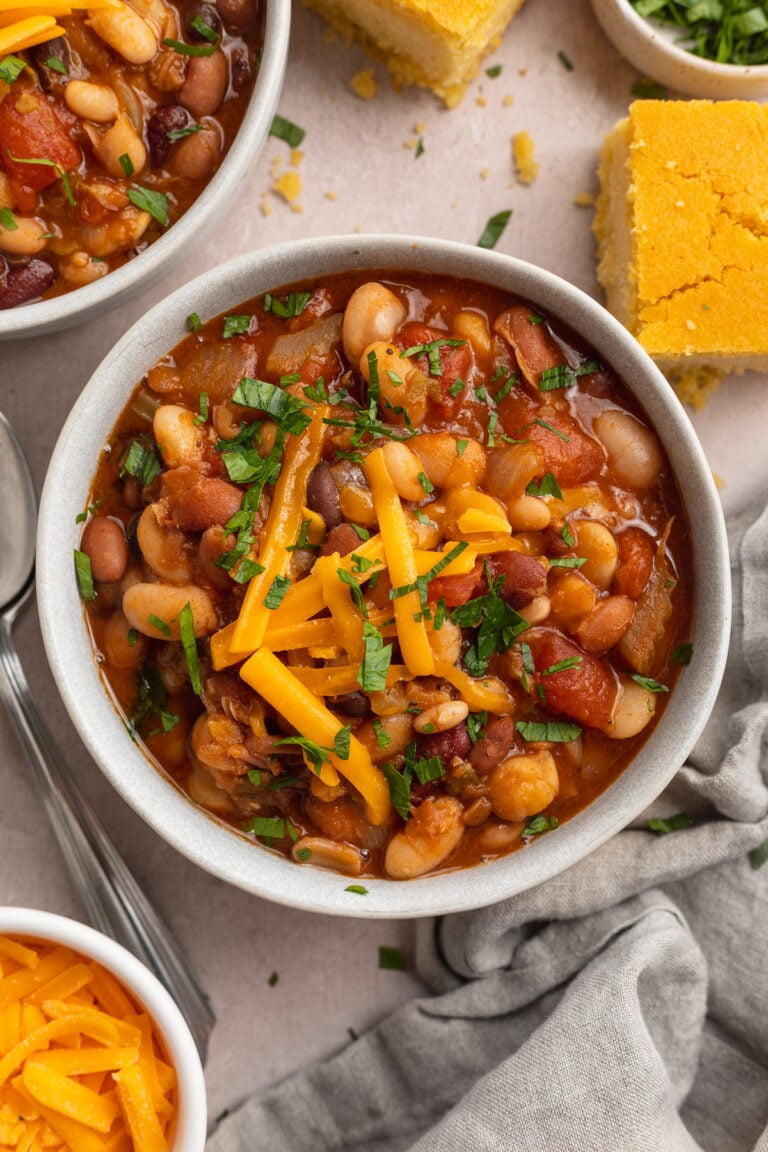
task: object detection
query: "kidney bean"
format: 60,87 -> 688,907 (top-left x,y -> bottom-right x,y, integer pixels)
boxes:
477,551 -> 547,609
217,0 -> 259,29
307,462 -> 342,527
524,627 -> 617,732
31,37 -> 71,91
81,516 -> 128,583
179,50 -> 228,119
146,103 -> 189,168
542,518 -> 573,558
0,259 -> 55,310
184,1 -> 222,40
230,43 -> 252,89
573,595 -> 635,656
469,715 -> 516,774
416,722 -> 471,767
320,523 -> 361,558
170,477 -> 243,532
328,692 -> 370,718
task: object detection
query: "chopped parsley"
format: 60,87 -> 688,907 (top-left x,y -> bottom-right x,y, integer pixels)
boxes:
372,720 -> 393,750
0,55 -> 25,84
334,724 -> 351,761
194,391 -> 209,426
0,208 -> 17,231
263,291 -> 311,318
148,614 -> 171,637
417,470 -> 434,494
486,63 -> 503,77
127,185 -> 169,226
118,152 -> 135,178
223,314 -> 251,338
244,815 -> 286,840
561,522 -> 576,548
351,523 -> 370,541
467,711 -> 488,744
128,665 -> 179,740
541,656 -> 583,677
345,884 -> 368,895
414,137 -> 425,158
448,377 -> 465,398
558,49 -> 574,70
358,621 -> 393,692
549,557 -> 587,569
383,762 -> 412,821
74,550 -> 96,600
296,847 -> 312,861
750,840 -> 768,870
630,674 -> 669,693
274,735 -> 331,774
178,602 -> 202,694
186,311 -> 203,332
8,153 -> 74,207
671,643 -> 694,665
400,337 -> 465,378
163,34 -> 218,55
526,472 -> 563,500
378,946 -> 407,970
268,971 -> 279,987
630,0 -> 768,65
540,359 -> 599,392
516,720 -> 582,743
647,812 -> 693,834
122,439 -> 162,486
269,114 -> 306,148
451,571 -> 530,677
477,209 -> 512,250
264,574 -> 291,609
167,124 -> 203,141
534,417 -> 570,442
233,377 -> 311,436
390,542 -> 468,611
523,814 -> 559,838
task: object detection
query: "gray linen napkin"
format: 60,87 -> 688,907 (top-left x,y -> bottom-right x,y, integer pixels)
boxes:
207,498 -> 768,1152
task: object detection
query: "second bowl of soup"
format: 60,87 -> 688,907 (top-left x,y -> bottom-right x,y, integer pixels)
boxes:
37,235 -> 730,917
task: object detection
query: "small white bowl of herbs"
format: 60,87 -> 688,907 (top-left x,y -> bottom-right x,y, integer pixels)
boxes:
591,0 -> 768,98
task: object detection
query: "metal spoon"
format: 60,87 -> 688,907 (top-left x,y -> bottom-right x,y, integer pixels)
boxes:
0,410 -> 215,1060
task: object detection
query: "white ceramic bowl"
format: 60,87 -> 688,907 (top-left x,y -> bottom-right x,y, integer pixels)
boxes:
0,0 -> 290,341
591,0 -> 768,98
0,906 -> 206,1149
37,234 -> 731,919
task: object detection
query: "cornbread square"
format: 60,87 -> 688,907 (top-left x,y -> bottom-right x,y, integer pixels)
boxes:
594,100 -> 768,404
304,0 -> 528,106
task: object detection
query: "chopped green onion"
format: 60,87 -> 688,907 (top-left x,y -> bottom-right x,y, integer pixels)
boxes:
558,49 -> 574,70
178,601 -> 202,694
118,152 -> 135,178
148,614 -> 170,637
223,314 -> 251,338
477,209 -> 512,249
162,36 -> 216,56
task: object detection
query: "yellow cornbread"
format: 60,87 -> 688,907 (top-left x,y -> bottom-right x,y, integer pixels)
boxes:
594,100 -> 768,407
303,0 -> 528,107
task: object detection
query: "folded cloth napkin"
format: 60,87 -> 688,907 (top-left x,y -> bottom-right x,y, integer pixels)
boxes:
207,498 -> 768,1152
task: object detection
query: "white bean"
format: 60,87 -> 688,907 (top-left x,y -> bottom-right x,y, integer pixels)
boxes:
122,583 -> 218,639
94,114 -> 147,180
88,2 -> 159,63
508,493 -> 551,532
414,700 -> 469,734
607,678 -> 656,739
516,594 -> 551,625
65,80 -> 118,123
593,409 -> 663,490
411,433 -> 485,489
342,281 -> 406,362
0,217 -> 47,256
153,404 -> 203,467
291,837 -> 364,876
384,797 -> 464,880
380,441 -> 426,502
60,250 -> 110,286
453,310 -> 491,357
488,751 -> 558,823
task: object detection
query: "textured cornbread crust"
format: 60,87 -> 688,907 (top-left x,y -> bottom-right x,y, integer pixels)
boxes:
304,0 -> 528,106
594,100 -> 768,405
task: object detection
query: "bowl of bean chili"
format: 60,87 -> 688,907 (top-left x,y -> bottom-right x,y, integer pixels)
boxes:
37,235 -> 730,917
0,0 -> 290,337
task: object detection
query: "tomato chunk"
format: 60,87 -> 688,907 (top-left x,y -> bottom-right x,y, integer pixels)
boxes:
524,627 -> 617,732
428,565 -> 482,607
395,322 -> 474,417
614,526 -> 654,600
0,87 -> 81,211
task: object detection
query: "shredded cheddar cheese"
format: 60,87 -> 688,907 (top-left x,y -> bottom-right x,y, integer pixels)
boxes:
0,0 -> 114,52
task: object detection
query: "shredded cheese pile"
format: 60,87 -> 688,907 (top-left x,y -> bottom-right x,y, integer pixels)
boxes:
211,426 -> 518,826
0,0 -> 116,58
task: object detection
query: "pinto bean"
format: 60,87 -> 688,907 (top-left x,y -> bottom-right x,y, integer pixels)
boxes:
573,595 -> 635,655
179,49 -> 228,119
217,0 -> 259,27
170,477 -> 243,532
416,722 -> 471,766
198,526 -> 235,588
174,128 -> 221,180
103,610 -> 148,668
307,462 -> 342,527
0,259 -> 55,309
470,714 -> 516,774
81,517 -> 128,583
320,523 -> 361,557
146,103 -> 188,168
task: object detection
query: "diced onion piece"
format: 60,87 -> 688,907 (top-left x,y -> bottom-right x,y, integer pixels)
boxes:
239,648 -> 391,824
363,448 -> 435,677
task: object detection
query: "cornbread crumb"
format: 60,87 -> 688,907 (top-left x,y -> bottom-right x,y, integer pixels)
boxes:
712,471 -> 725,490
595,100 -> 768,406
290,149 -> 304,168
272,171 -> 302,204
260,199 -> 272,216
326,190 -> 338,201
405,138 -> 418,150
350,68 -> 378,99
290,203 -> 305,214
303,0 -> 529,106
512,131 -> 538,184
574,192 -> 595,207
415,120 -> 426,133
269,155 -> 281,178
476,96 -> 487,107
480,167 -> 490,180
502,93 -> 514,107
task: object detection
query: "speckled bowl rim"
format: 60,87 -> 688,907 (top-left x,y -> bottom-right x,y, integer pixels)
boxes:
0,0 -> 291,340
591,0 -> 768,96
0,907 -> 206,1148
37,234 -> 731,919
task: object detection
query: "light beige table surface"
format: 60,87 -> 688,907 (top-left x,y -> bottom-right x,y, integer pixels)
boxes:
1,0 -> 767,1126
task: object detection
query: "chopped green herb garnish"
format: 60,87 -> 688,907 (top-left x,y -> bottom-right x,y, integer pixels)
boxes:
247,768 -> 262,788
433,598 -> 447,631
345,885 -> 368,895
163,35 -> 216,55
390,542 -> 468,611
350,523 -> 370,541
167,124 -> 203,141
74,550 -> 96,600
269,114 -> 306,148
264,574 -> 291,609
263,291 -> 311,318
187,311 -> 203,332
486,63 -> 503,77
378,946 -> 407,970
671,643 -> 694,665
128,664 -> 179,739
413,509 -> 436,527
647,812 -> 693,834
541,656 -> 583,677
558,49 -> 574,70
303,378 -> 328,402
372,719 -> 392,750
455,439 -> 469,458
0,207 -> 17,231
523,814 -> 559,837
223,314 -> 251,339
274,735 -> 331,774
127,629 -> 138,647
123,439 -> 162,486
194,391 -> 209,426
148,614 -> 171,637
630,0 -> 768,65
383,763 -> 412,821
630,674 -> 669,693
296,847 -> 312,861
127,185 -> 168,226
358,621 -> 393,692
477,209 -> 512,250
400,337 -> 464,378
414,137 -> 425,158
448,377 -> 465,398
178,601 -> 202,694
8,153 -> 74,206
233,377 -> 311,437
334,724 -> 351,761
549,557 -> 587,569
118,152 -> 135,178
561,522 -> 576,548
540,364 -> 576,392
526,472 -> 563,500
417,470 -> 434,494
516,720 -> 582,743
0,55 -> 25,84
534,417 -> 569,442
466,711 -> 488,744
245,815 -> 287,840
451,569 -> 530,677
631,78 -> 669,98
267,971 -> 279,986
750,840 -> 768,870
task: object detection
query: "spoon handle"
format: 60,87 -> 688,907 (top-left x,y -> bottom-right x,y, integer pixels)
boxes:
0,613 -> 215,1061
